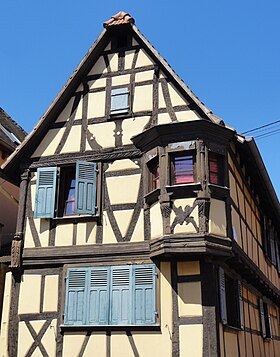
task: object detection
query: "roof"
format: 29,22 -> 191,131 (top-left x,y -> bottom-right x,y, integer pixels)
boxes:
103,11 -> 135,27
0,107 -> 26,151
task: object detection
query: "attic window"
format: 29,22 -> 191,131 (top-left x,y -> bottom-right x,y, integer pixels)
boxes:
117,34 -> 128,48
110,87 -> 130,115
112,33 -> 131,50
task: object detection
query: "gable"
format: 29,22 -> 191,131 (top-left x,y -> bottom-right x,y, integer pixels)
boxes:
30,32 -> 205,159
3,15 -> 224,179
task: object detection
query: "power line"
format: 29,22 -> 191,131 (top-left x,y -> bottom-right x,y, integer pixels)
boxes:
241,119 -> 280,135
254,128 -> 280,140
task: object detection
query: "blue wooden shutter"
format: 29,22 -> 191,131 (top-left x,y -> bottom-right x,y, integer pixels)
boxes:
34,167 -> 57,218
88,267 -> 110,325
110,266 -> 132,325
64,268 -> 88,325
110,88 -> 129,115
133,264 -> 156,325
219,267 -> 227,325
75,161 -> 97,215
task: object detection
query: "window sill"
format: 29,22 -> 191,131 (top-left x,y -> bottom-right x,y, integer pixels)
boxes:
224,325 -> 243,333
60,324 -> 161,333
109,112 -> 131,120
52,215 -> 99,224
166,183 -> 202,198
144,188 -> 160,205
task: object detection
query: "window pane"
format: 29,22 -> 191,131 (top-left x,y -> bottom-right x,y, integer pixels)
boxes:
111,88 -> 129,114
173,154 -> 194,184
65,201 -> 75,215
209,152 -> 223,185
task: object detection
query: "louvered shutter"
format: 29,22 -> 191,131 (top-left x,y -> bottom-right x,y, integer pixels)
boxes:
275,241 -> 280,274
270,230 -> 276,265
237,281 -> 244,329
34,167 -> 57,218
110,266 -> 132,325
133,264 -> 156,325
75,161 -> 98,215
88,267 -> 110,325
219,267 -> 227,325
110,88 -> 129,115
64,268 -> 88,325
259,299 -> 266,338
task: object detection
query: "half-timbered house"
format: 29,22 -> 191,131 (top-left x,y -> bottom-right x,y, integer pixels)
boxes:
0,107 -> 26,346
1,11 -> 280,357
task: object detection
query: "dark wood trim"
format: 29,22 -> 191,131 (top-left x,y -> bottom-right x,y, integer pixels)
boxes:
178,316 -> 203,325
19,312 -> 58,321
200,261 -> 219,357
105,168 -> 140,177
26,146 -> 141,169
78,332 -> 91,357
25,319 -> 50,357
72,223 -> 78,246
106,331 -> 111,357
177,275 -> 201,283
86,64 -> 156,81
127,331 -> 140,357
80,82 -> 89,153
150,234 -> 232,258
22,242 -> 151,266
26,180 -> 41,248
110,203 -> 136,211
60,324 -> 161,332
54,93 -> 82,155
39,275 -> 45,313
161,78 -> 177,122
132,120 -> 234,153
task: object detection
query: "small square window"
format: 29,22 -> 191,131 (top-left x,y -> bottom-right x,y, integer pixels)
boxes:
147,157 -> 160,191
110,87 -> 129,115
171,152 -> 196,185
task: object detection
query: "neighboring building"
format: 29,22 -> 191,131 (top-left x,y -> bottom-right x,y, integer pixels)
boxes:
0,107 -> 26,345
1,11 -> 280,357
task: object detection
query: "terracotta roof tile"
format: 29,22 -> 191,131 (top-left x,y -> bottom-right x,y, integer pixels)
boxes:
103,11 -> 134,28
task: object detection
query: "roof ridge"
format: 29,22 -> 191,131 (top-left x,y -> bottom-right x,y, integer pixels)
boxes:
0,107 -> 27,136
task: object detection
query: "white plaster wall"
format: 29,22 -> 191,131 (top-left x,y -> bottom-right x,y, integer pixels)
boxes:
0,272 -> 12,357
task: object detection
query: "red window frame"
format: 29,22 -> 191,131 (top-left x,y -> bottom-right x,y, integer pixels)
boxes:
209,152 -> 224,186
147,157 -> 160,191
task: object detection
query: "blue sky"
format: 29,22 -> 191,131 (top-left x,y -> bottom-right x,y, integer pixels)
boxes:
0,1 -> 279,197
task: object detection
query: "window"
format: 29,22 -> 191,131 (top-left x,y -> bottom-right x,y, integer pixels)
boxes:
147,156 -> 160,191
110,87 -> 129,115
64,264 -> 157,326
219,268 -> 243,329
209,151 -> 224,186
259,299 -> 272,339
171,152 -> 195,185
34,161 -> 98,219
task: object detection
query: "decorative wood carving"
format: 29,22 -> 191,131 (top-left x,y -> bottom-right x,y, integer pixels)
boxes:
170,198 -> 210,234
